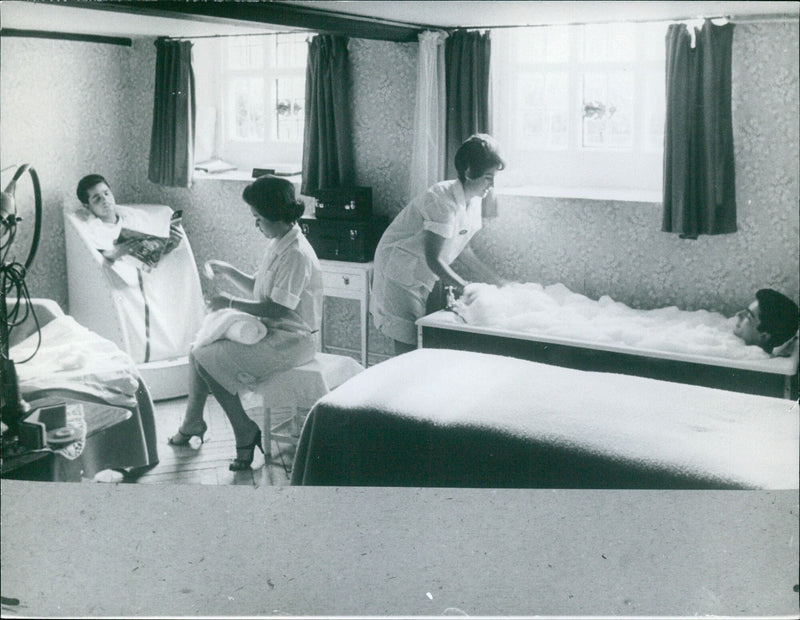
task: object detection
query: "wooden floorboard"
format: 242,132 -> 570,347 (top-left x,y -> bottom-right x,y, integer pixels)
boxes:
118,397 -> 297,487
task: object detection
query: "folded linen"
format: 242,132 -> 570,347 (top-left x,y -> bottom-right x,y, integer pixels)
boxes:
192,308 -> 268,348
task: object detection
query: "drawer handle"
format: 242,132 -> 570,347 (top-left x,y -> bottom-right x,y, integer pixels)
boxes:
343,276 -> 350,285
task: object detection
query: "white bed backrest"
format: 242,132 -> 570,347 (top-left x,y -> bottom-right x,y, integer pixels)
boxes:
63,206 -> 130,352
63,203 -> 175,355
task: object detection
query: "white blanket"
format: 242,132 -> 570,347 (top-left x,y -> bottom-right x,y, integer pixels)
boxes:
66,205 -> 206,364
192,309 -> 268,348
11,315 -> 140,408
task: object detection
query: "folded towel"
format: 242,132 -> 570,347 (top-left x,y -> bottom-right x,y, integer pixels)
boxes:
192,308 -> 268,348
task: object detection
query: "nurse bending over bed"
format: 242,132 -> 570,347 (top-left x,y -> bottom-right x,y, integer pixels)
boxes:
371,134 -> 508,354
168,175 -> 323,472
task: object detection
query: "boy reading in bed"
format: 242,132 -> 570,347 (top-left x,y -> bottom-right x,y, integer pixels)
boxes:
75,173 -> 182,265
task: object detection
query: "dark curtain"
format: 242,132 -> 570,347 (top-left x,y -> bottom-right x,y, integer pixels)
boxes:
444,30 -> 495,216
148,39 -> 196,188
662,21 -> 736,238
301,35 -> 355,195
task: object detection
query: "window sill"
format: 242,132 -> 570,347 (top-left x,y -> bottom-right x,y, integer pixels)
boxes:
494,185 -> 662,204
193,169 -> 303,193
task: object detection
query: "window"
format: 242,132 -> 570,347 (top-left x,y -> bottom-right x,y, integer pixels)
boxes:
193,33 -> 308,173
491,22 -> 668,193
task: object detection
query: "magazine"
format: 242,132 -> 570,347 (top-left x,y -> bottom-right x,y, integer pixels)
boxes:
117,210 -> 181,271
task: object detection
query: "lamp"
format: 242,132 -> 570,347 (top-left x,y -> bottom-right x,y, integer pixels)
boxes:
1,164 -> 42,270
1,163 -> 30,225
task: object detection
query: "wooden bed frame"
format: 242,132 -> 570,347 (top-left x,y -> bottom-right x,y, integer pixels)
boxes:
417,310 -> 798,399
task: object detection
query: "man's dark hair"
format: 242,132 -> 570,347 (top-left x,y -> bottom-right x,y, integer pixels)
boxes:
76,174 -> 109,204
755,288 -> 799,353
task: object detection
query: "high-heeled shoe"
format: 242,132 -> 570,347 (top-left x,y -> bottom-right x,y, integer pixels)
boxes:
229,428 -> 264,471
167,422 -> 208,447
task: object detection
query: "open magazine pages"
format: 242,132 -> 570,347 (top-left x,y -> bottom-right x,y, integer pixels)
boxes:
115,206 -> 180,272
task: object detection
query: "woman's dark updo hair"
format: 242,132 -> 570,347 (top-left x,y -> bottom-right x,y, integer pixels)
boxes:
454,134 -> 506,183
242,175 -> 305,224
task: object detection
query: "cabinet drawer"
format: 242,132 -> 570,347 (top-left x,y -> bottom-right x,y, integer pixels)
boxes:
322,269 -> 366,294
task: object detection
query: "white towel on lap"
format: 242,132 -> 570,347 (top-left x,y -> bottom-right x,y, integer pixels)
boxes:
192,309 -> 268,348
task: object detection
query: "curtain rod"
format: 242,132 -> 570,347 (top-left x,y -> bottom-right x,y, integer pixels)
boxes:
165,30 -> 309,41
461,13 -> 799,30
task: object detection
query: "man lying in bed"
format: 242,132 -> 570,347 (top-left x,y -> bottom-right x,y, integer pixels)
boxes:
733,288 -> 799,357
75,173 -> 182,264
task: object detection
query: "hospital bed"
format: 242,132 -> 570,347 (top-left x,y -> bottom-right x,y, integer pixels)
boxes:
7,298 -> 159,479
417,309 -> 799,399
64,204 -> 206,399
290,348 -> 798,489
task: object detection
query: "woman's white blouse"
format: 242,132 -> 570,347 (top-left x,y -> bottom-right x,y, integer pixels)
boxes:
253,224 -> 323,333
375,179 -> 482,292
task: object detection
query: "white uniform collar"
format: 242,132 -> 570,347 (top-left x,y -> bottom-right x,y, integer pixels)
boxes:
272,223 -> 302,255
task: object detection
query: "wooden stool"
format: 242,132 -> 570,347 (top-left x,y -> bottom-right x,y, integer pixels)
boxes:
254,353 -> 364,457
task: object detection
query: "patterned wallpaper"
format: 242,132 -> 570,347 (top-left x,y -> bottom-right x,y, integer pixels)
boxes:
1,24 -> 797,360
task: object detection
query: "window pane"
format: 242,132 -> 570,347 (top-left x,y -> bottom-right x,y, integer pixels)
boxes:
608,23 -> 635,61
547,110 -> 568,148
513,28 -> 546,62
230,77 -> 265,140
545,73 -> 568,107
545,26 -> 569,62
521,74 -> 545,106
517,71 -> 568,149
522,110 -> 546,142
582,23 -> 634,62
276,33 -> 308,67
582,24 -> 607,61
641,22 -> 669,61
275,77 -> 305,141
228,36 -> 263,70
582,71 -> 632,149
643,70 -> 666,151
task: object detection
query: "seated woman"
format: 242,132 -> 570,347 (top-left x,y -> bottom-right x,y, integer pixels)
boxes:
168,175 -> 322,471
71,174 -> 205,365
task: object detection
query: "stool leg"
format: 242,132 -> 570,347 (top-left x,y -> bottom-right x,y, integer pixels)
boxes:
263,405 -> 272,459
291,406 -> 301,437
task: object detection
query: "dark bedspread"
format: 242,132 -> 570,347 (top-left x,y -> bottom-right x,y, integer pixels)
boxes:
291,349 -> 798,489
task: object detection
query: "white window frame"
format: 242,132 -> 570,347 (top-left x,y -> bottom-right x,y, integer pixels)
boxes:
193,33 -> 308,173
491,22 -> 667,195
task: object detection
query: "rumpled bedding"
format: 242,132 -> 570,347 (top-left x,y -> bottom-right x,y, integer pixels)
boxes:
456,282 -> 798,362
291,348 -> 799,489
11,315 -> 139,408
10,313 -> 157,476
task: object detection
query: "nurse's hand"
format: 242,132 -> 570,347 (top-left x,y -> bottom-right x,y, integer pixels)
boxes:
204,259 -> 232,281
460,283 -> 481,306
207,294 -> 233,312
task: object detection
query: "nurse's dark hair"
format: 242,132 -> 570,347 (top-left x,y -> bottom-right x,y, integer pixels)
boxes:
755,288 -> 799,352
453,134 -> 506,183
242,175 -> 305,224
76,173 -> 109,204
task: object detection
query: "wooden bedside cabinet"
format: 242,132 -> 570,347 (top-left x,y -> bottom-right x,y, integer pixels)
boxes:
319,260 -> 373,367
